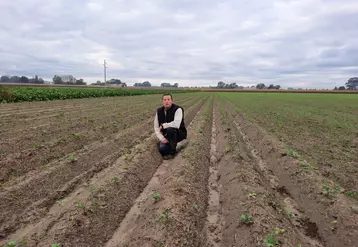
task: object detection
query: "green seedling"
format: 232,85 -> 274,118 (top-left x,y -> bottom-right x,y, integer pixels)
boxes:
334,184 -> 340,193
160,209 -> 170,223
274,227 -> 285,235
225,145 -> 232,153
192,204 -> 200,212
21,238 -> 28,245
70,155 -> 78,162
152,193 -> 161,201
300,160 -> 317,170
240,212 -> 253,225
123,153 -> 130,160
287,210 -> 294,217
51,244 -> 61,247
56,199 -> 65,206
232,152 -> 243,160
322,185 -> 331,197
331,219 -> 338,229
6,240 -> 17,247
345,191 -> 358,201
286,148 -> 300,159
76,201 -> 85,209
263,234 -> 279,247
111,177 -> 121,183
192,141 -> 200,146
322,184 -> 340,199
33,143 -> 42,149
330,220 -> 338,231
248,193 -> 257,198
72,133 -> 82,139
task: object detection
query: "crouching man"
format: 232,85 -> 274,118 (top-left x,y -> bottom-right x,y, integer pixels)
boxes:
154,94 -> 187,159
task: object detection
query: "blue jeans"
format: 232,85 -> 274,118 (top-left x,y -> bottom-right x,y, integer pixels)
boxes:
159,140 -> 172,156
158,128 -> 184,156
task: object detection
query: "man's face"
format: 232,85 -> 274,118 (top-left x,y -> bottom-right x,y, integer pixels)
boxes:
162,95 -> 173,109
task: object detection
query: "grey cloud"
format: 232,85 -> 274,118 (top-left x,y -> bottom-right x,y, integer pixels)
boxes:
0,0 -> 357,88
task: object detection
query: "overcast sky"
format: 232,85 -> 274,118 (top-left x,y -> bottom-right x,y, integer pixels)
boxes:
1,0 -> 357,88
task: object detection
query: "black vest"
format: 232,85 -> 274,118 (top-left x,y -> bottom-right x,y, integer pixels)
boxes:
157,103 -> 187,138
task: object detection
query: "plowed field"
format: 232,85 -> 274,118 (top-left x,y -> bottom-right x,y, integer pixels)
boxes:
1,92 -> 357,247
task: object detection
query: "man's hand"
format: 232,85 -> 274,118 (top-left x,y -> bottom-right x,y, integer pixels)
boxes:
161,138 -> 168,144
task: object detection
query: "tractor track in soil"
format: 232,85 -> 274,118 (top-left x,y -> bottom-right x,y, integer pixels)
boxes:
0,95 -> 208,246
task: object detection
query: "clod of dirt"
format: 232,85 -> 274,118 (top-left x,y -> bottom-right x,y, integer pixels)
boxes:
276,186 -> 291,196
268,201 -> 278,210
209,224 -> 217,232
300,218 -> 321,239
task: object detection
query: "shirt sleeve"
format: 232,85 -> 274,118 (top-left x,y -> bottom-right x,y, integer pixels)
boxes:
163,108 -> 183,129
154,111 -> 165,141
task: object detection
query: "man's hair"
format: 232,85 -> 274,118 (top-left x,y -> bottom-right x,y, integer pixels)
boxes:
162,93 -> 173,100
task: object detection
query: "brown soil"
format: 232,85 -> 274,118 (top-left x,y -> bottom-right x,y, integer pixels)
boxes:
222,99 -> 358,247
0,95 -> 197,184
0,94 -> 207,246
1,93 -> 357,247
207,99 -> 324,247
104,97 -> 213,247
0,94 -> 206,242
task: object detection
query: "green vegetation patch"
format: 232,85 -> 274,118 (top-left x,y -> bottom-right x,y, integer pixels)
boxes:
0,86 -> 197,103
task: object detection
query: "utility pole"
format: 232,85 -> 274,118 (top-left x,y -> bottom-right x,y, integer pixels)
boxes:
103,59 -> 107,87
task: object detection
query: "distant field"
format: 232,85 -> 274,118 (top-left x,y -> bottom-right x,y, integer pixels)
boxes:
203,88 -> 358,93
1,92 -> 357,246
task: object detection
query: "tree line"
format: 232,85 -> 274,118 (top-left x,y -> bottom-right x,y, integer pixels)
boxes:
133,81 -> 179,87
52,75 -> 87,85
0,75 -> 45,84
334,77 -> 358,90
216,81 -> 281,89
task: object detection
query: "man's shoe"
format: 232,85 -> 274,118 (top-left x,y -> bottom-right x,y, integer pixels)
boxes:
176,139 -> 188,152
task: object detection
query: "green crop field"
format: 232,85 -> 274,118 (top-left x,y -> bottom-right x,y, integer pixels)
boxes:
0,86 -> 195,103
218,92 -> 358,193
